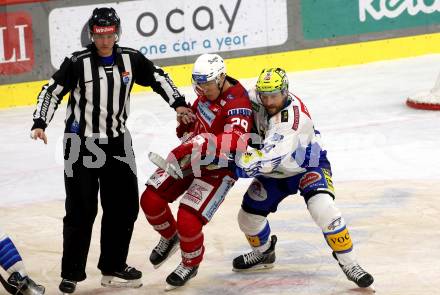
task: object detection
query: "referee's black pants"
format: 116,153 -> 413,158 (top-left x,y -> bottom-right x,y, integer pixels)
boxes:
61,132 -> 139,282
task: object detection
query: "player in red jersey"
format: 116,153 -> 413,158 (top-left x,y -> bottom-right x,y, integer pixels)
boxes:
140,53 -> 253,290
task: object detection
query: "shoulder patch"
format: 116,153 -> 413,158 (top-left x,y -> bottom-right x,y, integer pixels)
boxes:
292,105 -> 299,130
270,133 -> 284,142
281,110 -> 289,122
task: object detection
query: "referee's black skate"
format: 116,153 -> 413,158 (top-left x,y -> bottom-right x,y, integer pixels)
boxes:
101,265 -> 142,288
332,252 -> 374,289
58,279 -> 76,294
165,262 -> 198,291
232,235 -> 277,272
2,272 -> 45,295
150,234 -> 179,269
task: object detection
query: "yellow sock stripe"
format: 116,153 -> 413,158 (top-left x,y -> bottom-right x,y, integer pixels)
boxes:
246,235 -> 261,247
324,226 -> 353,253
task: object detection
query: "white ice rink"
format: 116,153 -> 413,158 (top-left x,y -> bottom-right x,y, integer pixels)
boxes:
1,54 -> 440,294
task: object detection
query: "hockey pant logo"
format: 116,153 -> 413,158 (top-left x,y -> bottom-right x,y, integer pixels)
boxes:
180,176 -> 235,222
247,179 -> 268,201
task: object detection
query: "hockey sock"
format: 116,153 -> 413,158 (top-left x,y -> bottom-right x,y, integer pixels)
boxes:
141,188 -> 177,239
0,235 -> 26,277
177,206 -> 204,267
307,193 -> 356,265
238,208 -> 271,253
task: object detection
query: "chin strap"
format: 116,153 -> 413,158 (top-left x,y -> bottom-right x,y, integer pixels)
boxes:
214,75 -> 227,101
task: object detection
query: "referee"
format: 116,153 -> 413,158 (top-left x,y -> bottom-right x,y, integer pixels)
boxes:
30,7 -> 194,294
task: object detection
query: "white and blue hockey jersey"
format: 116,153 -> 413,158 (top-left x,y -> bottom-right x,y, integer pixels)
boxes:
237,89 -> 329,179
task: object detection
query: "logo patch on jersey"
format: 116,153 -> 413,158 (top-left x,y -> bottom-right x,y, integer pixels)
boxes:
122,71 -> 130,85
227,108 -> 252,117
299,171 -> 322,189
69,120 -> 80,134
226,94 -> 235,100
281,110 -> 289,122
247,180 -> 267,201
292,105 -> 300,130
270,133 -> 284,142
197,101 -> 216,126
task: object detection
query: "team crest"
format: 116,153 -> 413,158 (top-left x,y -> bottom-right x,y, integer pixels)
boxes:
122,71 -> 130,85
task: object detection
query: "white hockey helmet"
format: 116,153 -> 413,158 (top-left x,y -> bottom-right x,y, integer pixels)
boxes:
192,53 -> 226,88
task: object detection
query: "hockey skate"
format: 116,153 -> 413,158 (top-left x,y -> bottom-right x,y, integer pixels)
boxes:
165,262 -> 198,291
58,279 -> 76,294
232,235 -> 277,272
332,252 -> 375,289
0,272 -> 45,295
150,234 -> 179,269
101,265 -> 142,288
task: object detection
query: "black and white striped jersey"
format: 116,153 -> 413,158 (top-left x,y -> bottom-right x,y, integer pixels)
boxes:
32,44 -> 187,138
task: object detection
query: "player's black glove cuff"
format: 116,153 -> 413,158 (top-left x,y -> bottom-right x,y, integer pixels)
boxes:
31,118 -> 47,131
171,98 -> 189,109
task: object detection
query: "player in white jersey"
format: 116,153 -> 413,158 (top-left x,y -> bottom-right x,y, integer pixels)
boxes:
0,227 -> 45,294
232,68 -> 374,289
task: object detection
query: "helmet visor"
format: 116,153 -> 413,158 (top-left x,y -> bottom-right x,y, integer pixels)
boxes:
192,73 -> 209,85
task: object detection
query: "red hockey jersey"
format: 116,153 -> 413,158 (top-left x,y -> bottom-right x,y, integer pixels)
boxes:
175,76 -> 253,160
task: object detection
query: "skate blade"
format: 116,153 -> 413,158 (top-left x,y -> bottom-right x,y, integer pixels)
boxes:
353,284 -> 376,293
165,283 -> 180,291
364,284 -> 376,293
59,287 -> 75,294
152,243 -> 180,269
232,263 -> 274,273
101,276 -> 142,288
